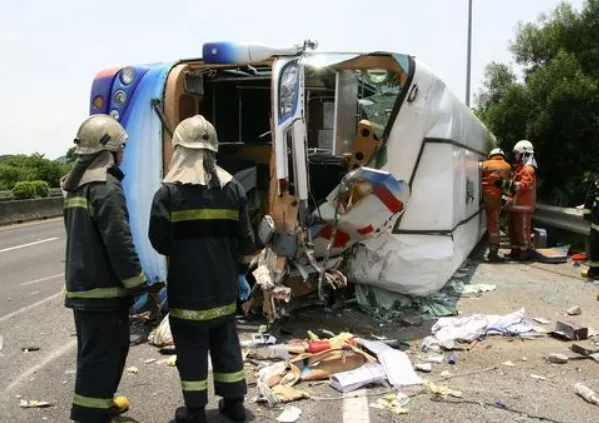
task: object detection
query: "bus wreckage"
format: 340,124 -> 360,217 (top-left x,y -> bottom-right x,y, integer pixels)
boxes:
88,40 -> 496,323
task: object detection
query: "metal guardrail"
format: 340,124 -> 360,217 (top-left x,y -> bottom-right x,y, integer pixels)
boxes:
0,188 -> 63,201
533,203 -> 590,236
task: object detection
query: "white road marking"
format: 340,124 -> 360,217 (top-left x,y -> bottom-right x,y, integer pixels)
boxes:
3,339 -> 77,393
343,389 -> 371,423
0,292 -> 62,323
0,237 -> 59,253
19,273 -> 64,286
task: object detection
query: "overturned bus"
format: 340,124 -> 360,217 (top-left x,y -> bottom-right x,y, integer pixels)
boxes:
88,40 -> 496,322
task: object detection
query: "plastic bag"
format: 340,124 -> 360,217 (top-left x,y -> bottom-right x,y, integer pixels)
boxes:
148,313 -> 173,347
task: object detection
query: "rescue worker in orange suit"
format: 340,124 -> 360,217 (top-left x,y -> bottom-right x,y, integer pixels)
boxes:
582,173 -> 599,280
149,115 -> 255,423
495,140 -> 537,261
62,114 -> 148,423
481,148 -> 512,262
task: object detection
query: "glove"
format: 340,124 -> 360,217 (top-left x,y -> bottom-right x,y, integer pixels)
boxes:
236,274 -> 251,301
501,195 -> 509,208
493,178 -> 504,188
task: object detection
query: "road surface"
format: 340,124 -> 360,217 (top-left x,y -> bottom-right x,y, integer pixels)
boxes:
1,219 -> 599,423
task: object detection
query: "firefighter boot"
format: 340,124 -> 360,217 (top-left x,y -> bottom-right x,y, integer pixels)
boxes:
110,396 -> 130,416
218,398 -> 246,423
487,247 -> 504,263
175,406 -> 207,423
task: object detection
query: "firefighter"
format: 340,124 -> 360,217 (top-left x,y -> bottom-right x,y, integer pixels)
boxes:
482,148 -> 512,262
499,140 -> 537,261
582,173 -> 599,280
149,115 -> 255,423
62,114 -> 147,423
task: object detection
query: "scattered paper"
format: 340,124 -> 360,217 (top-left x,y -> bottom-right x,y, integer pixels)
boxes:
530,374 -> 547,381
167,355 -> 177,367
533,317 -> 551,325
144,358 -> 157,364
373,393 -> 409,415
502,361 -> 515,367
330,363 -> 387,392
277,406 -> 302,422
415,363 -> 432,373
440,370 -> 453,377
127,366 -> 139,374
422,355 -> 444,364
356,339 -> 422,386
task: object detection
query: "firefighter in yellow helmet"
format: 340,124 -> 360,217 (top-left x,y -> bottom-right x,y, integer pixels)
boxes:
62,114 -> 147,423
149,115 -> 255,423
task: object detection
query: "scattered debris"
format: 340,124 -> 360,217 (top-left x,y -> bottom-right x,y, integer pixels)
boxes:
448,353 -> 457,365
127,366 -> 139,374
531,246 -> 569,264
550,321 -> 588,341
144,358 -> 157,364
167,355 -> 177,367
567,306 -> 582,316
0,335 -> 3,351
330,363 -> 387,392
422,355 -> 444,364
148,314 -> 173,347
423,308 -> 539,349
21,346 -> 40,353
415,363 -> 432,373
423,380 -> 462,398
533,317 -> 551,325
371,393 -> 409,415
440,370 -> 453,377
277,406 -> 302,422
19,400 -> 53,408
575,383 -> 599,406
529,374 -> 547,381
547,353 -> 568,364
502,361 -> 515,367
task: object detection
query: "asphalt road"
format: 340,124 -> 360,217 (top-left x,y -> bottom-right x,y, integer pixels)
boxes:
2,220 -> 599,423
0,218 -> 66,319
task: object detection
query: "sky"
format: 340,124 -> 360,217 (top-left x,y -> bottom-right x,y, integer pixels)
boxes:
0,0 -> 585,160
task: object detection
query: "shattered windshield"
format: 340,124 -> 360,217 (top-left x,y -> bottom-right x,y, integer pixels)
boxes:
303,53 -> 409,140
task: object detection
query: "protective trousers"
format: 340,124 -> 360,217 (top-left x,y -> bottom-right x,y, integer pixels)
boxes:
589,226 -> 599,279
509,212 -> 532,258
71,308 -> 130,423
170,317 -> 247,409
485,204 -> 502,251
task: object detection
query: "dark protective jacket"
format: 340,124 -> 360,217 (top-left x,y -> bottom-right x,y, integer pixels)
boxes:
148,179 -> 255,326
583,173 -> 599,228
63,166 -> 147,311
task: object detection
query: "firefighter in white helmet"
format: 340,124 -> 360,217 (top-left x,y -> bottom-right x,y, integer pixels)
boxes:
149,115 -> 255,423
495,140 -> 537,260
62,114 -> 147,423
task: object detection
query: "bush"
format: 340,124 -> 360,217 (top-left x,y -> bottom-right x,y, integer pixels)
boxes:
30,180 -> 50,198
12,181 -> 36,200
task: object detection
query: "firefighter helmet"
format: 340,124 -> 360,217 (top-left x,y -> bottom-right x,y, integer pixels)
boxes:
488,148 -> 507,159
73,114 -> 129,155
172,115 -> 218,152
513,139 -> 534,155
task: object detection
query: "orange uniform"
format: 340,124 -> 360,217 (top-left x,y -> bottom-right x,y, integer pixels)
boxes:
481,156 -> 511,248
506,163 -> 537,257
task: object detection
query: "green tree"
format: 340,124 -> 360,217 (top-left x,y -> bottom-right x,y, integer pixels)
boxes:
475,0 -> 599,206
0,153 -> 71,190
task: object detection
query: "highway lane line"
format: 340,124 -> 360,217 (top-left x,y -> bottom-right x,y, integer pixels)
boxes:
0,237 -> 59,253
3,339 -> 77,393
343,389 -> 371,423
0,292 -> 62,323
19,273 -> 65,286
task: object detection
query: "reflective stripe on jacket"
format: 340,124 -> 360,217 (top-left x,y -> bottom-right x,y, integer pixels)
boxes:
148,179 -> 255,326
63,166 -> 146,311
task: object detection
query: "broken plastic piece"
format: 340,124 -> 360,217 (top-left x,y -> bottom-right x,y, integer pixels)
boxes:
277,406 -> 302,422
